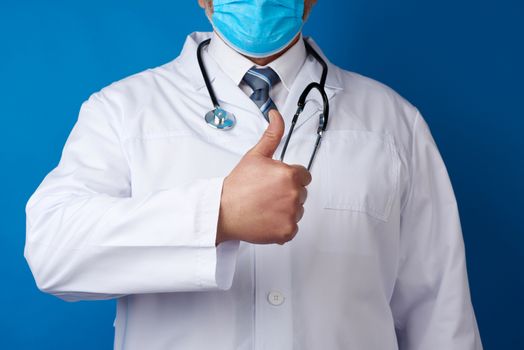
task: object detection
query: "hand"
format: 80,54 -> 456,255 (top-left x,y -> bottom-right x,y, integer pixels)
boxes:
216,109 -> 312,246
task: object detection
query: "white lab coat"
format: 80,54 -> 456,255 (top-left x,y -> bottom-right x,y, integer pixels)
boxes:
25,31 -> 482,350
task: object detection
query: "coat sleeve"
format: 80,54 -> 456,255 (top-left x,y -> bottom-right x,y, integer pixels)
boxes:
24,92 -> 239,302
390,111 -> 482,349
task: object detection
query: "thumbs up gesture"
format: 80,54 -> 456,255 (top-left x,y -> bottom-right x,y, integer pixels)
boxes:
216,110 -> 312,246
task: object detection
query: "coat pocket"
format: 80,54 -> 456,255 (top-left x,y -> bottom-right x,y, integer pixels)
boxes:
320,129 -> 400,222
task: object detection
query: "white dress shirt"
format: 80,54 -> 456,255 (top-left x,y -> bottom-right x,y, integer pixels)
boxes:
208,31 -> 307,115
25,31 -> 482,350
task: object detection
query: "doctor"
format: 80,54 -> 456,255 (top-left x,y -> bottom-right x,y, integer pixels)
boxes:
25,0 -> 482,349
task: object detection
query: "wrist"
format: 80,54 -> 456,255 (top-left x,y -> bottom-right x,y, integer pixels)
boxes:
216,211 -> 230,246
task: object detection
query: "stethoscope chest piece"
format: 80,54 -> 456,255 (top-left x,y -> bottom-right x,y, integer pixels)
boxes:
204,107 -> 236,130
197,37 -> 330,170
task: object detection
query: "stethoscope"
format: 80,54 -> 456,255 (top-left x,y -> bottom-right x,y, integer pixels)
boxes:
197,37 -> 329,171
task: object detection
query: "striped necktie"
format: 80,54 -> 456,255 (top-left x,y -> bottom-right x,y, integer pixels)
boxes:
242,67 -> 280,122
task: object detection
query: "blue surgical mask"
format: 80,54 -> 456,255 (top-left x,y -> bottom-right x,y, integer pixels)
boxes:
211,0 -> 305,58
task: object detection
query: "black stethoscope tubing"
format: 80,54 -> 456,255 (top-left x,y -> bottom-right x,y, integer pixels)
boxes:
197,38 -> 220,109
197,37 -> 330,171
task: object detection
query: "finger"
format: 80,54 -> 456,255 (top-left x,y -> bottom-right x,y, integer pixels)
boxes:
298,187 -> 308,204
289,164 -> 312,186
247,109 -> 285,158
295,205 -> 305,222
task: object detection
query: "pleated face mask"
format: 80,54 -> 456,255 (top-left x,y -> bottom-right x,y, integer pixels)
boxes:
211,0 -> 305,58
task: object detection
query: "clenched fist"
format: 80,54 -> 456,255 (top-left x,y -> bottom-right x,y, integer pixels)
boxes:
216,109 -> 312,245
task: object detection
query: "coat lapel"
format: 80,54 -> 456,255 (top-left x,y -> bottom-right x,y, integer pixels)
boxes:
177,32 -> 269,139
175,32 -> 345,155
280,37 -> 343,139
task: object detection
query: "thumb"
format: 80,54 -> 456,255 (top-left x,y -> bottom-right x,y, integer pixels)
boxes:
248,109 -> 285,158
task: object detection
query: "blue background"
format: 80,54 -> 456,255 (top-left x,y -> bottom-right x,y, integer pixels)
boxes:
1,0 -> 522,348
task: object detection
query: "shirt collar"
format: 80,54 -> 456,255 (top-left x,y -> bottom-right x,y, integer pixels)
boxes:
207,31 -> 307,92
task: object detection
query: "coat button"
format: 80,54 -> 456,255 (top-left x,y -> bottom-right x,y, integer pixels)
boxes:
267,291 -> 285,306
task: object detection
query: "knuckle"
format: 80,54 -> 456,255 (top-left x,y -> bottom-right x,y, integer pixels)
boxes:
277,165 -> 292,181
288,166 -> 300,182
282,232 -> 293,242
295,165 -> 307,175
296,206 -> 305,221
293,164 -> 307,172
290,223 -> 299,237
289,188 -> 300,203
305,171 -> 312,185
282,233 -> 293,243
263,129 -> 277,141
289,222 -> 298,234
281,222 -> 297,242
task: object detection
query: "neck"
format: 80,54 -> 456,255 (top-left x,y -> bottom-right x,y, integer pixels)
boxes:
241,34 -> 302,66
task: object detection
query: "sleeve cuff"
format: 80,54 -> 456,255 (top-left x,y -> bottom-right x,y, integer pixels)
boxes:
195,176 -> 240,290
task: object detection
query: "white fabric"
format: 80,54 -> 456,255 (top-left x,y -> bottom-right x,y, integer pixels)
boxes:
24,31 -> 482,350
